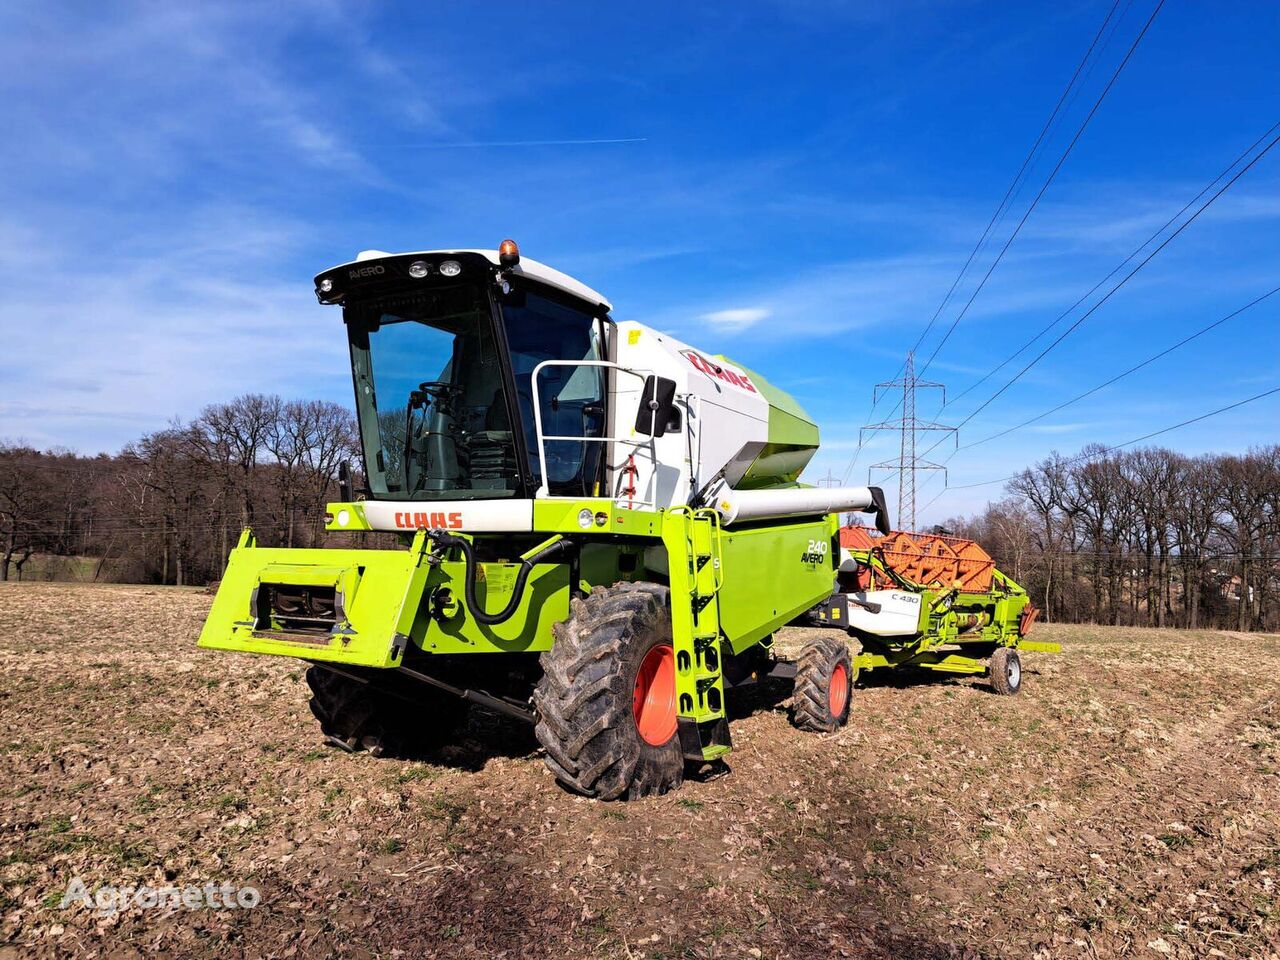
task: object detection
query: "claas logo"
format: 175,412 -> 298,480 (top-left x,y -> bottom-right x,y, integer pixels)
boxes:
393,511 -> 463,530
682,350 -> 757,393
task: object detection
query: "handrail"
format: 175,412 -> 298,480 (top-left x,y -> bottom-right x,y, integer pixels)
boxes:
666,505 -> 726,596
529,359 -> 660,505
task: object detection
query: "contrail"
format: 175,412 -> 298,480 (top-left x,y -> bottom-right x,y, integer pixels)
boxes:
381,137 -> 648,149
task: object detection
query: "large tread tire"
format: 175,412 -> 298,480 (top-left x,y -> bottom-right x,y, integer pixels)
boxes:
532,582 -> 685,800
989,647 -> 1022,696
791,636 -> 854,733
306,666 -> 469,758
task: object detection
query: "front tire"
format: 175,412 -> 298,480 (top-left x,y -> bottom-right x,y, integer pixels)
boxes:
306,665 -> 469,757
533,583 -> 685,800
989,647 -> 1022,696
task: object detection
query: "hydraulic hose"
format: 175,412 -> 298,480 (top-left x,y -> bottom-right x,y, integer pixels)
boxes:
428,530 -> 579,626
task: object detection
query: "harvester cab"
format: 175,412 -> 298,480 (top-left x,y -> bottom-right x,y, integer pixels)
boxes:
198,241 -> 1042,800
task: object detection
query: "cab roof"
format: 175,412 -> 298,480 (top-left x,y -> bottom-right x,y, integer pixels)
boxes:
318,248 -> 612,312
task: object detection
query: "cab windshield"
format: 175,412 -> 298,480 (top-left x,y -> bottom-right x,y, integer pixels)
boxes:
346,281 -> 606,500
348,284 -> 518,499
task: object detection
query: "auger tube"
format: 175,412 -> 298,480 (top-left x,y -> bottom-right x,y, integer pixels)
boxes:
708,482 -> 890,532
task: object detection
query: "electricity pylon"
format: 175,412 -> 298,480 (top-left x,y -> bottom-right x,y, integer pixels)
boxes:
861,352 -> 956,532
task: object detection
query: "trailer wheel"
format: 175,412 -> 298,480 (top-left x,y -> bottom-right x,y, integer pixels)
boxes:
791,637 -> 854,732
989,647 -> 1022,696
533,582 -> 684,800
306,666 -> 468,757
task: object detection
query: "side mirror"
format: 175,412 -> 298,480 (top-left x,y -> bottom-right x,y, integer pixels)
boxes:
338,459 -> 353,502
867,485 -> 891,536
634,375 -> 681,437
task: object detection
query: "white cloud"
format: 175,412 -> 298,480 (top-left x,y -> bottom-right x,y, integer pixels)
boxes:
0,206 -> 350,453
0,2 -> 458,193
697,307 -> 771,331
656,251 -> 1075,343
1027,422 -> 1090,434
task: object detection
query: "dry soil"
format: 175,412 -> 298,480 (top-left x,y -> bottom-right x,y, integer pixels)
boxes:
1,582 -> 1278,959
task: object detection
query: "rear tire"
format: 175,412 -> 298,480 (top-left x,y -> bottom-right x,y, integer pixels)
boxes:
306,666 -> 469,757
792,637 -> 854,732
533,583 -> 685,800
989,647 -> 1022,696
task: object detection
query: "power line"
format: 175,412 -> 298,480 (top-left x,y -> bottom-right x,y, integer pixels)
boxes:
907,0 -> 1124,359
913,35 -> 1279,499
945,385 -> 1280,491
917,0 -> 1167,378
910,119 -> 1280,485
958,283 -> 1280,451
946,119 -> 1280,410
1053,0 -> 1137,132
917,485 -> 950,518
916,376 -> 1280,515
840,0 -> 1127,484
929,124 -> 1280,451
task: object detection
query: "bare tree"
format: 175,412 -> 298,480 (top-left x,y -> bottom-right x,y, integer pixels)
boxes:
192,394 -> 276,531
1170,455 -> 1217,629
267,400 -> 358,548
0,443 -> 45,581
1214,451 -> 1273,631
964,444 -> 1280,633
1009,453 -> 1073,621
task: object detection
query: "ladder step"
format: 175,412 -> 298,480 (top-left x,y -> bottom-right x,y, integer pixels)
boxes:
666,508 -> 729,735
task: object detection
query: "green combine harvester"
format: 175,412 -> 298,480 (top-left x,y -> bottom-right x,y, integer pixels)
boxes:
199,240 -> 1053,799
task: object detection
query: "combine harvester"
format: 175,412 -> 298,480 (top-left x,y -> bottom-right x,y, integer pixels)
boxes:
199,240 -> 1053,799
814,526 -> 1057,695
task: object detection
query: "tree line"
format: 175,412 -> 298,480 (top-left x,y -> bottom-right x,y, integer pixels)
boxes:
4,404 -> 1278,633
948,444 -> 1280,633
0,395 -> 357,585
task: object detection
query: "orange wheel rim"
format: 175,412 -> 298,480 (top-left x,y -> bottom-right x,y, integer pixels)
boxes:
633,643 -> 677,746
829,663 -> 849,717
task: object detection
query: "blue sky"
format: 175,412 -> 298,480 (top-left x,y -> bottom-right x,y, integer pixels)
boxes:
1,1 -> 1277,524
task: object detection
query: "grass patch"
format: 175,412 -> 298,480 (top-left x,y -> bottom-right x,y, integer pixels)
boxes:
424,796 -> 468,840
104,838 -> 155,868
394,765 -> 437,784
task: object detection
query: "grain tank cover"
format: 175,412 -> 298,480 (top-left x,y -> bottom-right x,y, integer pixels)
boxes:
720,360 -> 819,489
